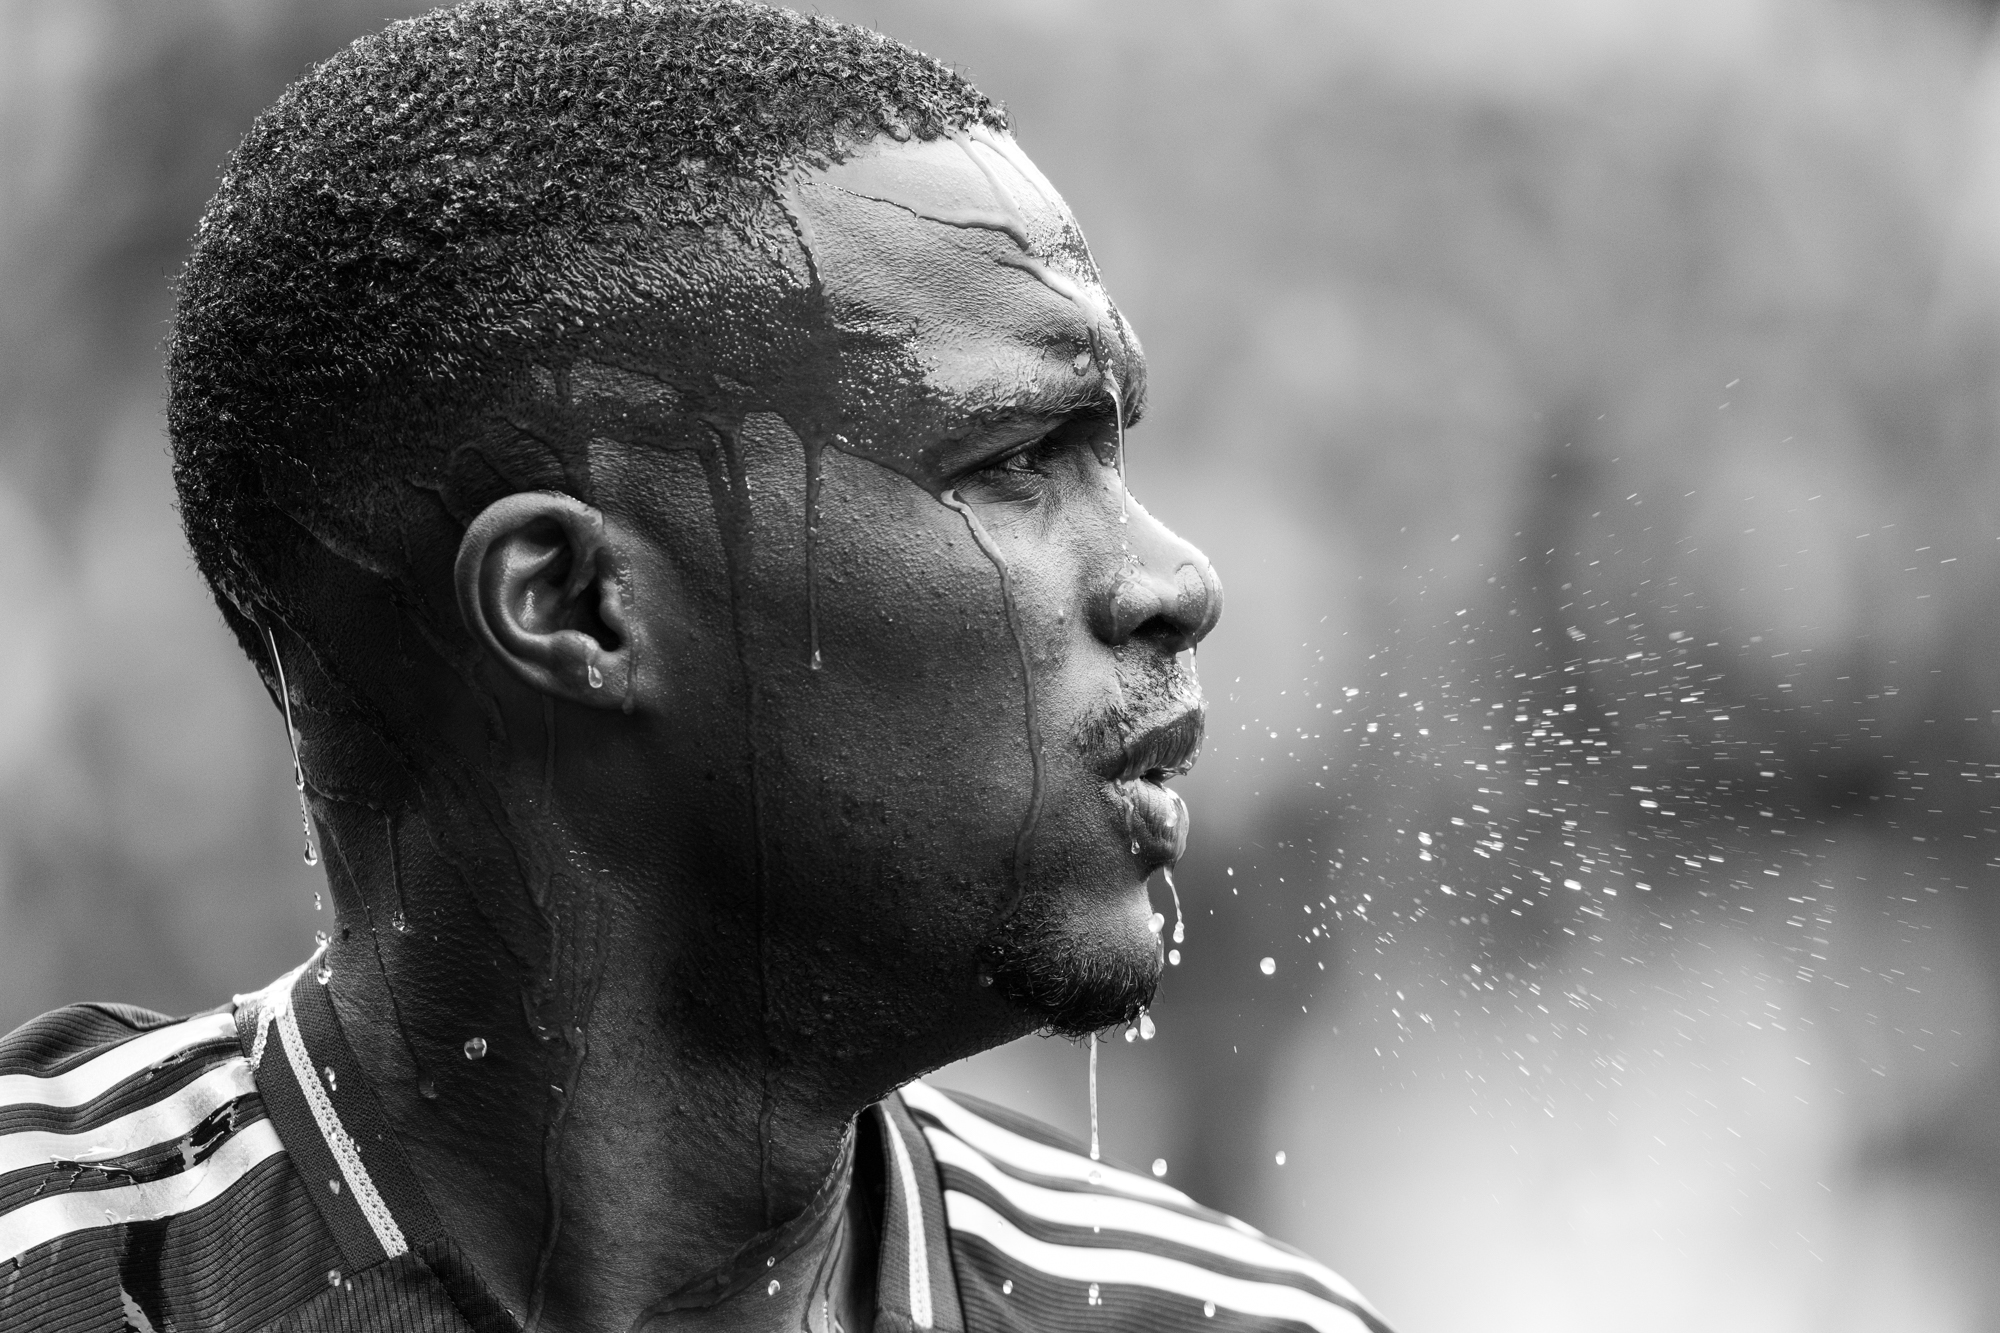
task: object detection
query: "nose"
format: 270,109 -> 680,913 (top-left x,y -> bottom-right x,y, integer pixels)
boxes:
1089,502 -> 1223,652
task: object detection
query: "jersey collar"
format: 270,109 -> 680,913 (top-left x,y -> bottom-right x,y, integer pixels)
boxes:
235,949 -> 965,1332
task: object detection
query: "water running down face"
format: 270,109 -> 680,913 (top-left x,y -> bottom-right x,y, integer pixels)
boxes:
786,133 -> 1218,1036
783,132 -> 1223,1034
479,129 -> 1221,1054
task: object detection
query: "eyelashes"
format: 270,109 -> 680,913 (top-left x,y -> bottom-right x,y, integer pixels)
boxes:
956,414 -> 1121,505
991,432 -> 1066,478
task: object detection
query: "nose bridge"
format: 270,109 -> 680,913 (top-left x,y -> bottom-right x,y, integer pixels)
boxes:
1093,499 -> 1223,649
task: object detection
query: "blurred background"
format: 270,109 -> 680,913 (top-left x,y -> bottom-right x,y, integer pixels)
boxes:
6,0 -> 2000,1327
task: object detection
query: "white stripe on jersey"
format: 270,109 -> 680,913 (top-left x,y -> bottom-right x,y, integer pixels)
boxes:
0,1059 -> 257,1178
881,1106 -> 935,1329
925,1128 -> 1372,1310
900,1081 -> 1206,1213
944,1191 -> 1376,1333
0,1012 -> 237,1112
268,977 -> 408,1259
0,1118 -> 283,1266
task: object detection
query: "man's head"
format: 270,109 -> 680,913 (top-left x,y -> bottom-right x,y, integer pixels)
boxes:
169,0 -> 1220,1076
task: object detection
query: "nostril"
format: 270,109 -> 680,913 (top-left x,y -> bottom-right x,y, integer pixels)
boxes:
1130,614 -> 1190,652
1099,559 -> 1217,648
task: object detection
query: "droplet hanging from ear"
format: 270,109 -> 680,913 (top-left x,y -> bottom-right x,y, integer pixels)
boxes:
262,623 -> 319,868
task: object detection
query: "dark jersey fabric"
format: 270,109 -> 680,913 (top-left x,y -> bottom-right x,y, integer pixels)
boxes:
1,956 -> 1390,1333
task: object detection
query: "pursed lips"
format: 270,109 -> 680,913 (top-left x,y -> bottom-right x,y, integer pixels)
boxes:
1109,708 -> 1205,785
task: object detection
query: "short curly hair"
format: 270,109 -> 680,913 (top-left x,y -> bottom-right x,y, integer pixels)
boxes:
166,0 -> 1003,797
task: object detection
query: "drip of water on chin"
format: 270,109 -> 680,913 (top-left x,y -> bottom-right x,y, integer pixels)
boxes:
1087,1033 -> 1100,1178
585,660 -> 603,690
1165,866 -> 1186,944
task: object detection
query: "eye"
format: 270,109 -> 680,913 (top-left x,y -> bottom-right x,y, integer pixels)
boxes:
986,432 -> 1064,479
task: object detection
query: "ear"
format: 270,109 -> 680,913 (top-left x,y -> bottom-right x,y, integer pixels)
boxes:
454,491 -> 636,708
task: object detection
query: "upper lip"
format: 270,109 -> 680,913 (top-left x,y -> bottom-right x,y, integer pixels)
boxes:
1110,708 -> 1206,784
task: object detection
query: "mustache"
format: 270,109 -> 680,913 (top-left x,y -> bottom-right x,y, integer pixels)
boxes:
1073,658 -> 1207,776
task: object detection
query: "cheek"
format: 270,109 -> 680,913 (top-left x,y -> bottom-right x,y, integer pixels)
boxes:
736,432 -> 1047,899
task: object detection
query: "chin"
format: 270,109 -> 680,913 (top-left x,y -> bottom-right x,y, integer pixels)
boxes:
978,872 -> 1162,1039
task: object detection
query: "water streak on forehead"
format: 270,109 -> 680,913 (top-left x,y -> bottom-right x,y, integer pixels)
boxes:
801,131 -> 1128,384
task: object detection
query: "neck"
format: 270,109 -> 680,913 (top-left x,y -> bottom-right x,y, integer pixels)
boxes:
310,793 -> 878,1332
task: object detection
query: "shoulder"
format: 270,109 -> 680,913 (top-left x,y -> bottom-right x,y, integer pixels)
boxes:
898,1079 -> 1392,1333
1,1000 -> 334,1333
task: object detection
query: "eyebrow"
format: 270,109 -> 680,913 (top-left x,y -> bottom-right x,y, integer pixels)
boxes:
989,351 -> 1145,426
926,365 -> 1137,478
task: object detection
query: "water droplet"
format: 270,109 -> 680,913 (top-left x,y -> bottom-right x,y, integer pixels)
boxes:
328,1269 -> 342,1288
978,971 -> 994,987
586,660 -> 604,689
463,1037 -> 488,1060
328,1178 -> 341,1195
315,964 -> 332,985
1003,1279 -> 1014,1295
1123,1026 -> 1137,1043
1147,912 -> 1165,935
1259,956 -> 1277,975
390,912 -> 410,934
1168,949 -> 1181,966
314,931 -> 329,949
313,891 -> 322,910
1274,1150 -> 1287,1166
1087,1167 -> 1103,1185
418,1076 -> 438,1100
323,1066 -> 337,1091
1151,1158 -> 1167,1177
766,1279 -> 781,1297
1138,1012 -> 1156,1040
1204,1301 -> 1217,1318
1088,1282 -> 1102,1306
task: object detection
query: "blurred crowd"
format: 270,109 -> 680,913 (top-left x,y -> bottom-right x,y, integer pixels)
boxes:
5,0 -> 2000,1328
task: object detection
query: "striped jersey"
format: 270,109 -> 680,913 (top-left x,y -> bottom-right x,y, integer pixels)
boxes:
1,957 -> 1390,1332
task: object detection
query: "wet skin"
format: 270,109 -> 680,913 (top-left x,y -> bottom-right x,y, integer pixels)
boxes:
311,130 -> 1219,1332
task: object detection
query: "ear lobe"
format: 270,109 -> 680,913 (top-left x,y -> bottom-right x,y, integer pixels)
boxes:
455,491 -> 636,708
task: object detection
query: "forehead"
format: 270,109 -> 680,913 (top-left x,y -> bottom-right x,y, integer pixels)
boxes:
782,132 -> 1138,420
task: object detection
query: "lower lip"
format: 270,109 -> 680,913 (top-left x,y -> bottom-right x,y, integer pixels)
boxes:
1113,778 -> 1189,863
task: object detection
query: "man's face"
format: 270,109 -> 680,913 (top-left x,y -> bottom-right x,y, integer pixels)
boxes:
594,131 -> 1219,1056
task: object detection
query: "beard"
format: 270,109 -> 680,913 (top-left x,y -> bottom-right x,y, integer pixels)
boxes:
978,883 -> 1162,1038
